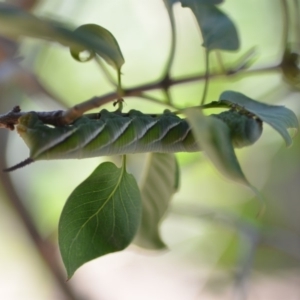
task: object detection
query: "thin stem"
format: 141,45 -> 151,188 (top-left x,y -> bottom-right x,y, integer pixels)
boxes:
163,88 -> 173,105
162,3 -> 177,77
294,0 -> 300,44
228,47 -> 258,74
215,51 -> 226,73
95,56 -> 117,87
122,154 -> 127,170
234,233 -> 258,300
281,0 -> 289,49
117,68 -> 123,98
200,49 -> 210,105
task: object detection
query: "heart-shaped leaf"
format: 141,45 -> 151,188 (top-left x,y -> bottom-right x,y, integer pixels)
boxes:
59,161 -> 142,278
134,153 -> 179,249
219,91 -> 299,147
180,1 -> 239,51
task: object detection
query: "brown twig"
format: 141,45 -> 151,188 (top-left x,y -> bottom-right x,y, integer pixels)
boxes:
0,64 -> 280,129
60,64 -> 281,123
0,106 -> 65,128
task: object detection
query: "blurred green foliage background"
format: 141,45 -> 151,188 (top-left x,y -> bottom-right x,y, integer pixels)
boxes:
1,0 -> 300,299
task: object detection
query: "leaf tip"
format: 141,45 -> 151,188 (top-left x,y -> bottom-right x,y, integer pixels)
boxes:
66,270 -> 75,281
249,185 -> 266,219
256,203 -> 266,219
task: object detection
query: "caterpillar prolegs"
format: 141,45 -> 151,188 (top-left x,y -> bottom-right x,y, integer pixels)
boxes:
5,109 -> 262,171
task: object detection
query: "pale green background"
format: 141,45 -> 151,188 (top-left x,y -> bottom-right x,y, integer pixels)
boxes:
1,0 -> 300,299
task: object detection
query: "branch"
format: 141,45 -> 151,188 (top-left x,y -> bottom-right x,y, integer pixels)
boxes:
0,64 -> 280,128
61,64 -> 280,123
0,106 -> 65,129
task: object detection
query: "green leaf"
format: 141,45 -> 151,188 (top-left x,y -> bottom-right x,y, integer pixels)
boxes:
219,91 -> 299,147
134,153 -> 179,249
0,4 -> 59,40
69,24 -> 125,70
185,108 -> 248,185
180,1 -> 239,51
59,161 -> 142,278
0,5 -> 124,70
185,108 -> 265,213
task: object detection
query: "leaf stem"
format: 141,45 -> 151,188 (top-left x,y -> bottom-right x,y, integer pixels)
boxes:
281,0 -> 289,49
215,51 -> 226,73
163,88 -> 172,105
162,1 -> 177,77
95,56 -> 117,87
117,68 -> 124,99
294,0 -> 300,44
200,49 -> 210,105
122,155 -> 127,170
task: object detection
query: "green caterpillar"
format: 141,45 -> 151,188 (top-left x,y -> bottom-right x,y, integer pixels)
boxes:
5,109 -> 262,171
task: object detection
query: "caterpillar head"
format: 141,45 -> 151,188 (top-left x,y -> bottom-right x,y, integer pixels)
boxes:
212,110 -> 263,148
